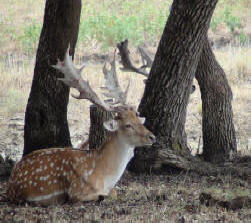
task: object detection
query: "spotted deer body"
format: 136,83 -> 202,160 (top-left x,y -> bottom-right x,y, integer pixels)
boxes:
7,108 -> 155,205
7,45 -> 156,205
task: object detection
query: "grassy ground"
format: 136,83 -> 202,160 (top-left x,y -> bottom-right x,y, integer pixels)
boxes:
0,0 -> 251,222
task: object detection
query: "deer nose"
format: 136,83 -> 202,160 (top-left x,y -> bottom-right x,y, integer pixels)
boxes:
149,134 -> 156,144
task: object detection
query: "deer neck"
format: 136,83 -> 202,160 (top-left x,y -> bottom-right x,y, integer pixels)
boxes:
102,132 -> 135,163
98,132 -> 135,193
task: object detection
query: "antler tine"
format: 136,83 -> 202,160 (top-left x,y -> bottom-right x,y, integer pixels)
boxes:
52,44 -> 112,111
102,49 -> 130,105
123,78 -> 130,105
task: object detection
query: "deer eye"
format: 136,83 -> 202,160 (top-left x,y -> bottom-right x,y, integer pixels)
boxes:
125,123 -> 132,128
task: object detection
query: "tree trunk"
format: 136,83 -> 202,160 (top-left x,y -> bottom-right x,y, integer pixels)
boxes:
23,0 -> 81,156
129,0 -> 218,172
89,105 -> 114,150
195,38 -> 237,163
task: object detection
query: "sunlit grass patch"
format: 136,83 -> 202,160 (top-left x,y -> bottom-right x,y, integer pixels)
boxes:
215,46 -> 251,83
0,59 -> 32,117
0,89 -> 27,116
203,186 -> 250,201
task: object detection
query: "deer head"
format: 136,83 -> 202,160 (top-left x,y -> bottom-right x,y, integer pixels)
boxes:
104,106 -> 154,147
7,44 -> 155,206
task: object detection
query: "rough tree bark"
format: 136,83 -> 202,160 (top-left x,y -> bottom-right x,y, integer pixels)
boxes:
88,105 -> 114,150
23,0 -> 81,156
80,3 -> 246,178
195,38 -> 237,163
129,0 -> 218,172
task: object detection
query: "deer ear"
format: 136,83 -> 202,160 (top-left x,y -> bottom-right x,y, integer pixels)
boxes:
139,117 -> 145,124
103,119 -> 119,132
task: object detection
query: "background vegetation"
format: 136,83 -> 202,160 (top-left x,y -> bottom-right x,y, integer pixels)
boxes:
0,0 -> 250,54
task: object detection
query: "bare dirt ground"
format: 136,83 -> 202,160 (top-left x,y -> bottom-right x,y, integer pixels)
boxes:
0,170 -> 250,222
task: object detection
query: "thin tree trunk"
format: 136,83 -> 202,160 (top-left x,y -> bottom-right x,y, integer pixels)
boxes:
195,38 -> 237,163
89,105 -> 114,150
129,0 -> 218,172
23,0 -> 81,156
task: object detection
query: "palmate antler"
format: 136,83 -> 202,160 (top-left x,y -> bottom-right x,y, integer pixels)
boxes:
52,45 -> 130,111
52,45 -> 112,111
102,50 -> 130,105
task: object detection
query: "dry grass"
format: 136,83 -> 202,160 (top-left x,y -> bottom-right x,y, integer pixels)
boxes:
215,46 -> 251,83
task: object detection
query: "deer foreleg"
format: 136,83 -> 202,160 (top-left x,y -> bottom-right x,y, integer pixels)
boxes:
68,178 -> 99,202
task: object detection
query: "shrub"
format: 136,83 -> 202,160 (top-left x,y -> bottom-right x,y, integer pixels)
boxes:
223,6 -> 242,33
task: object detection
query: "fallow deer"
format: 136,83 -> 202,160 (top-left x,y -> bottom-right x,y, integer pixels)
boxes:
7,46 -> 156,206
